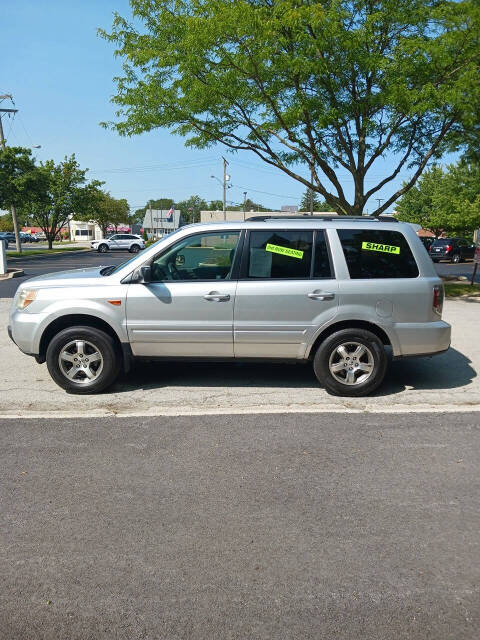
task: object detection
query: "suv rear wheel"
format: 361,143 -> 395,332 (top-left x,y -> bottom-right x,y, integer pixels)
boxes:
129,243 -> 140,253
451,253 -> 461,263
46,326 -> 120,394
313,328 -> 387,397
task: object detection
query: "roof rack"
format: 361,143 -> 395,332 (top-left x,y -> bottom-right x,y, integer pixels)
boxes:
246,214 -> 398,222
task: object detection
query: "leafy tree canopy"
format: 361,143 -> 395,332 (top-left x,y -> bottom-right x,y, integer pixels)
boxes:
396,161 -> 480,236
0,147 -> 44,212
102,0 -> 480,216
26,155 -> 103,249
77,190 -> 130,237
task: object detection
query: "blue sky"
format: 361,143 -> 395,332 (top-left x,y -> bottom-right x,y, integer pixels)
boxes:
2,0 -> 426,213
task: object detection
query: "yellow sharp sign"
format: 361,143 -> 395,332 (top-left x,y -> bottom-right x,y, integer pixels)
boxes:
265,243 -> 304,259
361,241 -> 400,255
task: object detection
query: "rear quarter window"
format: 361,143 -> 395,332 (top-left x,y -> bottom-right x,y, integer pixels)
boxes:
338,229 -> 419,279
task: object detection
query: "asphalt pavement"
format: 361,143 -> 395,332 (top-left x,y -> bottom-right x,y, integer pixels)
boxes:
0,250 -> 128,297
1,411 -> 479,640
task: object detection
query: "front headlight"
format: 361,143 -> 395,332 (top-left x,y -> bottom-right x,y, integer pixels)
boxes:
17,289 -> 37,310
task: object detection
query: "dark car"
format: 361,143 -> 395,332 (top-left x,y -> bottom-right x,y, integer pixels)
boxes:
419,236 -> 434,252
429,237 -> 475,263
0,232 -> 16,246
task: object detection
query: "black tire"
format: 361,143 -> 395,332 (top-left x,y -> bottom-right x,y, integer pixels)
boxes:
313,328 -> 388,397
452,253 -> 461,263
46,326 -> 120,394
98,243 -> 108,253
432,258 -> 439,263
129,244 -> 140,253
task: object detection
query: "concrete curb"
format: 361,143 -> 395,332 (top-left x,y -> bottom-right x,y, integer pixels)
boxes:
0,268 -> 24,280
1,403 -> 480,419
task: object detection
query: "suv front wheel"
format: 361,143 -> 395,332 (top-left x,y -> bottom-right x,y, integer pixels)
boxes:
46,326 -> 120,394
97,243 -> 108,253
313,328 -> 387,397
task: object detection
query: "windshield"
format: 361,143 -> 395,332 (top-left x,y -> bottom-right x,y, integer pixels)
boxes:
432,239 -> 452,246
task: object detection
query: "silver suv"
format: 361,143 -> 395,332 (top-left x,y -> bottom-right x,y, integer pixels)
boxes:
8,217 -> 450,397
91,233 -> 145,253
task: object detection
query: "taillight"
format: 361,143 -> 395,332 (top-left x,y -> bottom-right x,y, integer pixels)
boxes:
445,244 -> 452,252
428,244 -> 432,252
433,285 -> 444,316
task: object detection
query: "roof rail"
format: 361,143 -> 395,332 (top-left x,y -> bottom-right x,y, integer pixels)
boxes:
246,214 -> 398,222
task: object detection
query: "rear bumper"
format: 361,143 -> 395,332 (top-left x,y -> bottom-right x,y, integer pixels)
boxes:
392,320 -> 451,357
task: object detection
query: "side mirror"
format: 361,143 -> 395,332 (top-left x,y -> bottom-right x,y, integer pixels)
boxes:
139,265 -> 152,283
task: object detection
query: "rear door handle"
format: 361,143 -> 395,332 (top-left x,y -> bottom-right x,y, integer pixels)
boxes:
204,292 -> 231,302
308,291 -> 335,301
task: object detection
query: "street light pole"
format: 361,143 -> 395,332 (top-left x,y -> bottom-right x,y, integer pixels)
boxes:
0,97 -> 21,253
222,157 -> 229,221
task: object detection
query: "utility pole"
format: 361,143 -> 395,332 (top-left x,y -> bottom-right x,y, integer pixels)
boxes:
243,191 -> 247,221
376,198 -> 384,211
222,157 -> 229,221
0,95 -> 21,252
149,200 -> 153,240
310,165 -> 314,216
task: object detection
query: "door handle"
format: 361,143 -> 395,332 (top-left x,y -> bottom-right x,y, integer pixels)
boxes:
204,292 -> 231,302
308,291 -> 335,301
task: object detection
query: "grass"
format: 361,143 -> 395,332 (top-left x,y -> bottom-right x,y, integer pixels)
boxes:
444,283 -> 480,298
6,247 -> 90,258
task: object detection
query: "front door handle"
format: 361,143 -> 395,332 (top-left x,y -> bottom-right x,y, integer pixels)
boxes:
204,292 -> 231,302
308,291 -> 335,301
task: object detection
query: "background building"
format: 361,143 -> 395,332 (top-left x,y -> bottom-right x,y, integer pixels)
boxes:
200,210 -> 337,223
142,209 -> 181,238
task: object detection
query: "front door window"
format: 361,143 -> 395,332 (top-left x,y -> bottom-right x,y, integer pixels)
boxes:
150,231 -> 240,281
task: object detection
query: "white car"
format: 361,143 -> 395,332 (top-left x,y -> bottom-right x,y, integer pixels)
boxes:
91,234 -> 145,254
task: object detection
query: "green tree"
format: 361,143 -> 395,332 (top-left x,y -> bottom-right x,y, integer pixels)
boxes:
176,195 -> 208,224
0,147 -> 45,250
0,212 -> 13,232
299,189 -> 333,212
78,191 -> 130,238
396,161 -> 480,235
27,155 -> 103,249
101,0 -> 480,216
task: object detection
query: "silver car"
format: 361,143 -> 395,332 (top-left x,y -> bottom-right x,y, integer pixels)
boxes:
91,233 -> 145,253
8,217 -> 450,397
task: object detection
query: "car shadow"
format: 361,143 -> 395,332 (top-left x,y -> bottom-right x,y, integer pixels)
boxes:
111,347 -> 476,396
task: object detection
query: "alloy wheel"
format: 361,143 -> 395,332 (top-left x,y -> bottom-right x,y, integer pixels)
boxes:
58,340 -> 104,384
328,341 -> 375,386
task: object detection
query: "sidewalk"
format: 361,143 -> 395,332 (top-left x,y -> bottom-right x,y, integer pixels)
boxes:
0,299 -> 478,418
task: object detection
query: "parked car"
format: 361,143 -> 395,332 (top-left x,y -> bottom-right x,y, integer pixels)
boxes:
0,232 -> 16,246
8,217 -> 450,397
419,236 -> 434,252
19,232 -> 36,243
0,232 -> 10,249
429,237 -> 475,263
91,234 -> 145,254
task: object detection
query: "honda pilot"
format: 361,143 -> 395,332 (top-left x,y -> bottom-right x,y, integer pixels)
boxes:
8,217 -> 451,397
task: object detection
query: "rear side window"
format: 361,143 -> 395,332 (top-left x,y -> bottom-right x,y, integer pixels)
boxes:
338,229 -> 419,279
247,230 -> 313,278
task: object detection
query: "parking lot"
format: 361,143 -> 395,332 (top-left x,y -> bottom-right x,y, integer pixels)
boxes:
2,410 -> 480,640
1,248 -> 480,639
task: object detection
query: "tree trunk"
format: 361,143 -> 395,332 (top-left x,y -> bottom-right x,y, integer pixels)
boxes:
47,235 -> 53,250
